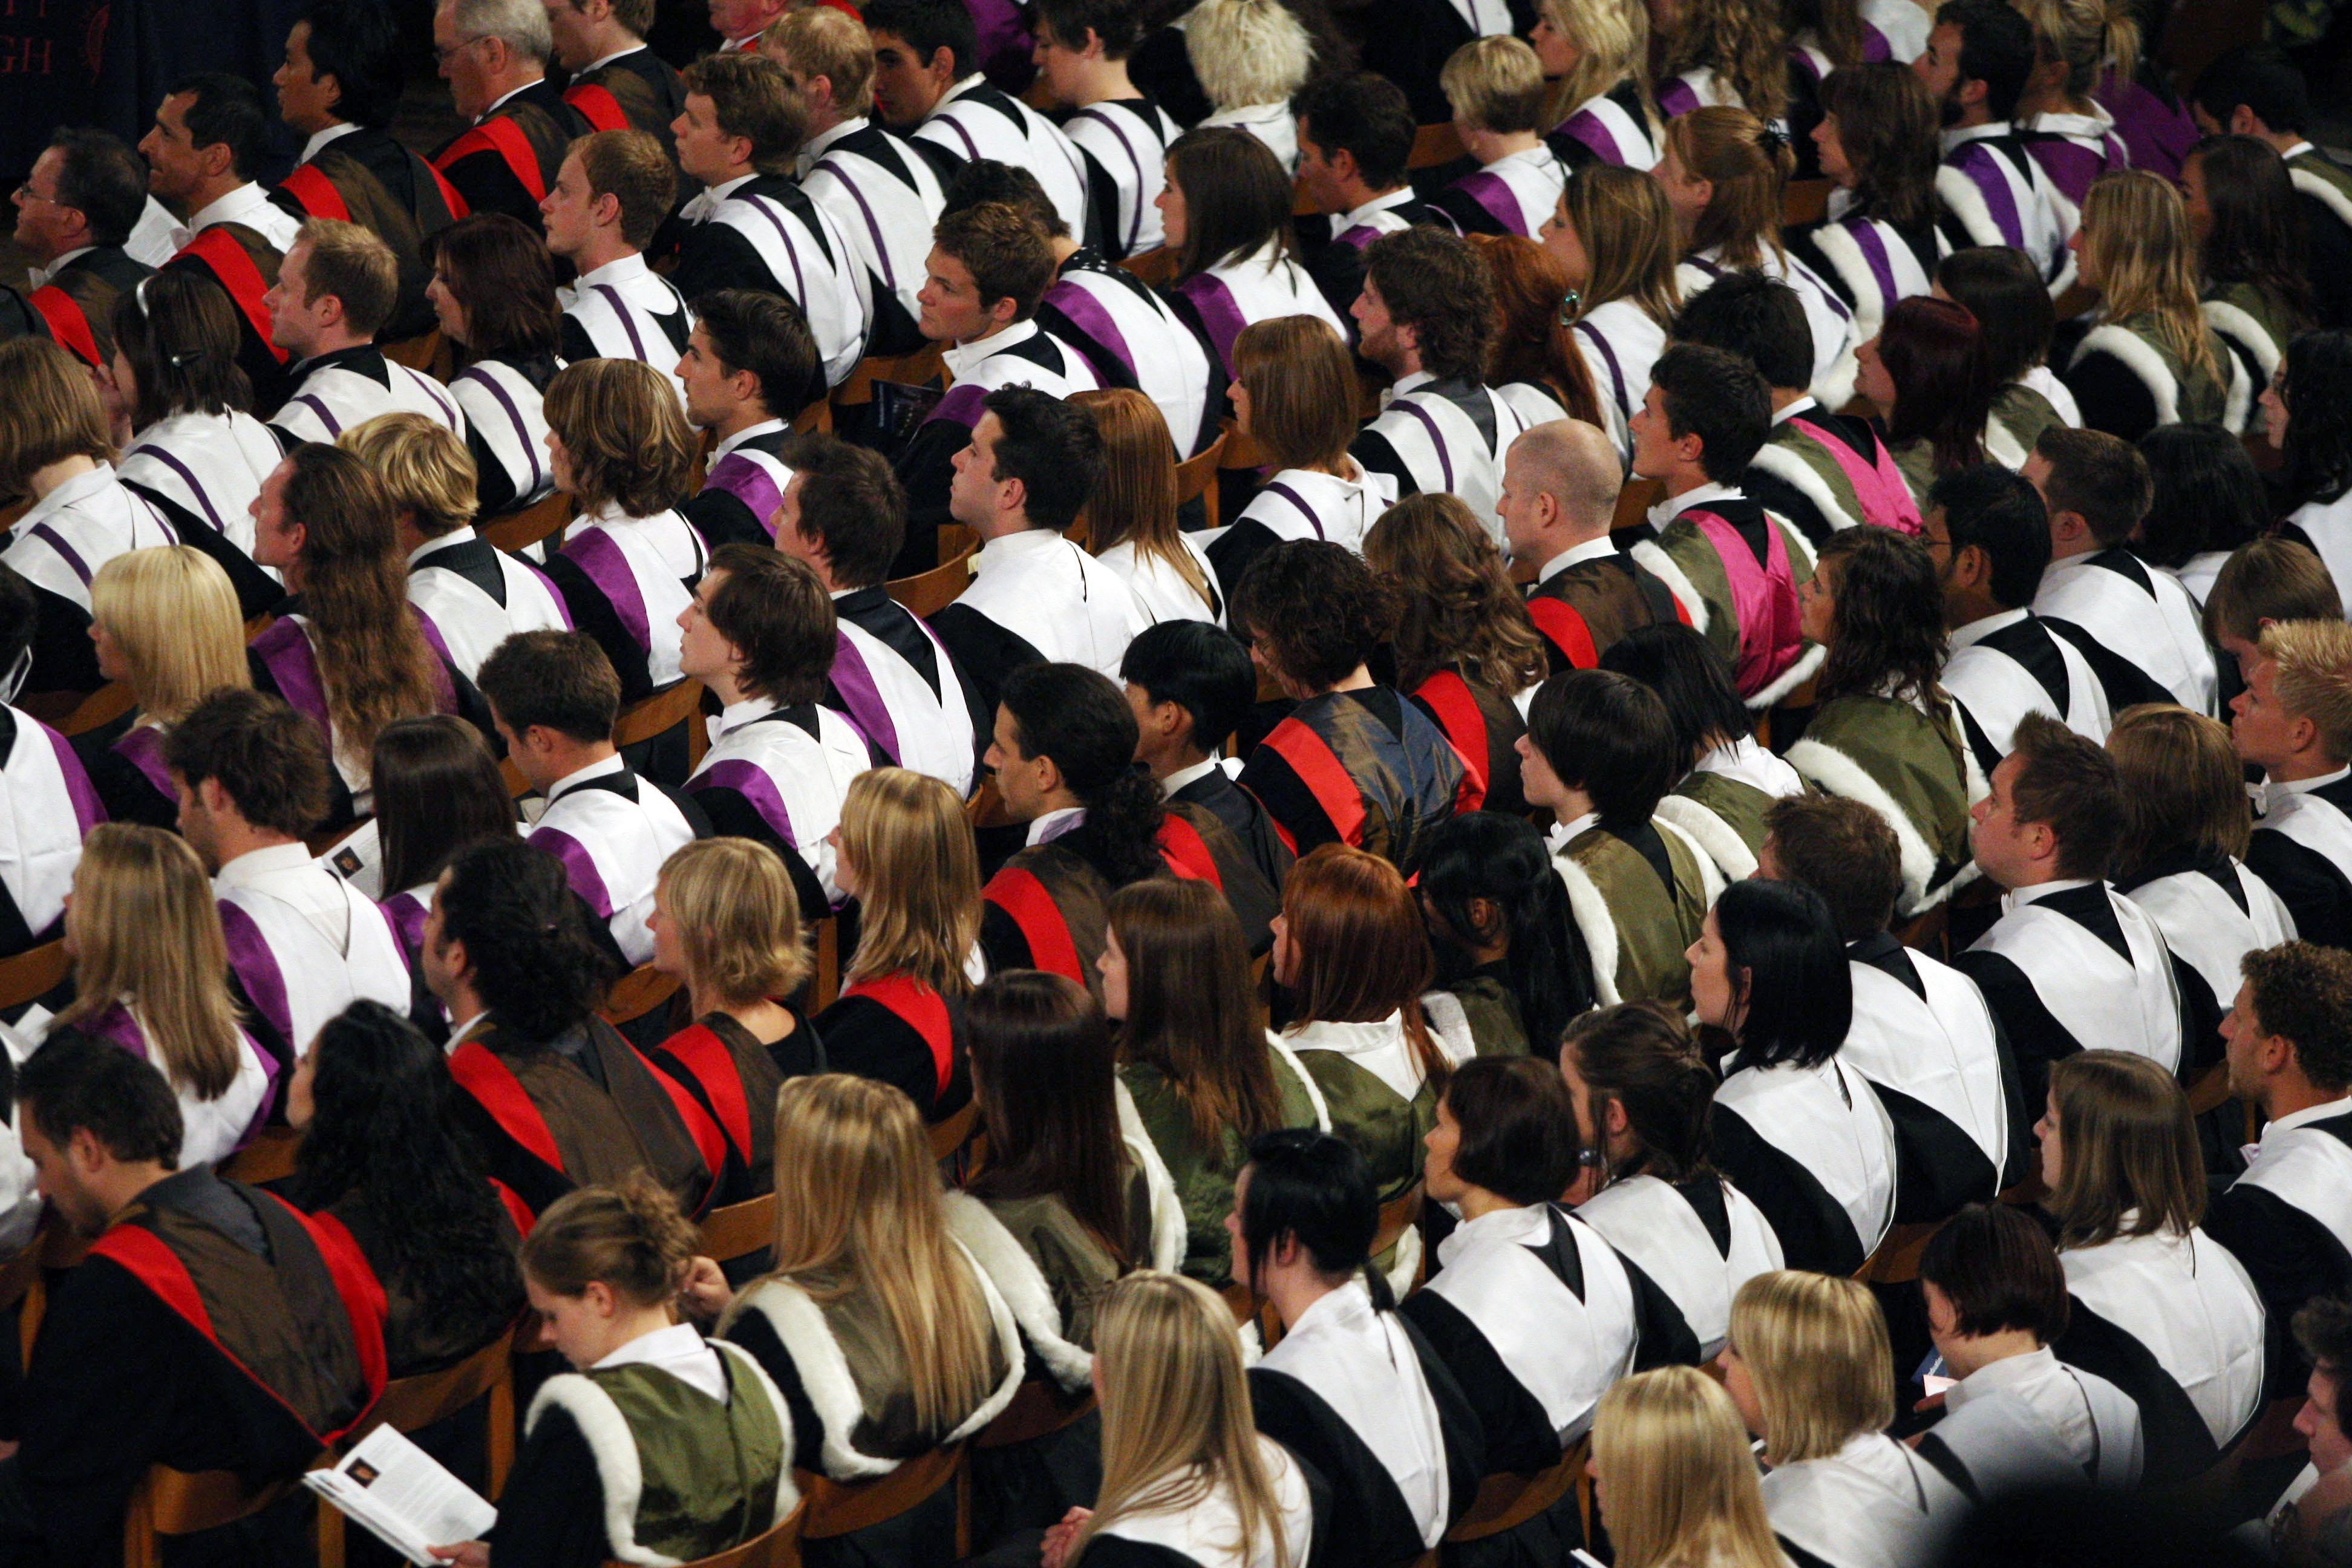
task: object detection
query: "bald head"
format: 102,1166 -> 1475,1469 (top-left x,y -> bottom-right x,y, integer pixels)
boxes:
1499,420 -> 1621,566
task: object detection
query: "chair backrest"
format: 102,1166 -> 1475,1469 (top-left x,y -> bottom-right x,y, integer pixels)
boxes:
1612,477 -> 1665,537
835,344 -> 948,409
928,1100 -> 982,1168
805,917 -> 841,1014
220,1126 -> 305,1187
799,1442 -> 967,1542
1174,429 -> 1229,532
964,778 -> 1016,831
1443,1437 -> 1591,1546
481,490 -> 575,554
1855,1220 -> 1942,1285
976,1381 -> 1097,1449
702,1193 -> 779,1266
885,552 -> 975,619
1120,247 -> 1180,289
1782,178 -> 1834,227
1410,122 -> 1465,170
0,939 -> 70,1013
603,1501 -> 806,1568
364,1328 -> 516,1443
792,398 -> 834,435
613,678 -> 708,768
58,681 -> 136,737
382,329 -> 445,373
123,1465 -> 307,1568
601,962 -> 682,1028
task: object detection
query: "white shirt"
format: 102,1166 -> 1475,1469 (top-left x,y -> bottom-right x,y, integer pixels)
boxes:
2245,1093 -> 2352,1174
297,122 -> 362,164
1945,1346 -> 2101,1470
1535,535 -> 1618,584
477,79 -> 543,123
27,245 -> 93,290
1648,481 -> 1745,532
592,1321 -> 730,1403
1026,805 -> 1085,846
173,181 -> 303,254
215,841 -> 356,934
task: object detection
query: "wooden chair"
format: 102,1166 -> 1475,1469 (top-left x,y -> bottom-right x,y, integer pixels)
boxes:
615,678 -> 710,773
937,523 -> 978,561
382,330 -> 445,374
885,551 -> 975,618
834,344 -> 947,408
1119,247 -> 1180,288
1218,420 -> 1268,475
1436,1440 -> 1592,1555
1856,1220 -> 1943,1285
1409,122 -> 1466,171
1612,477 -> 1665,536
976,1380 -> 1098,1449
122,1463 -> 311,1568
702,1193 -> 779,1269
1782,178 -> 1835,227
929,1100 -> 983,1171
601,962 -> 682,1029
316,1333 -> 521,1566
792,398 -> 834,435
1221,1280 -> 1284,1350
601,1502 -> 805,1568
1175,429 -> 1229,532
797,1444 -> 969,1552
0,939 -> 69,1012
481,490 -> 574,555
964,777 -> 1018,831
2053,281 -> 2101,321
221,1126 -> 304,1186
806,917 -> 841,1013
56,681 -> 135,738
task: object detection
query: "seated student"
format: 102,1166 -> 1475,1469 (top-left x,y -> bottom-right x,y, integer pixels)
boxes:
1913,1202 -> 2147,1492
15,128 -> 154,371
47,825 -> 272,1167
704,1074 -> 1023,1568
866,0 -> 1092,240
1161,128 -> 1347,394
669,54 -> 869,391
1365,494 -> 1543,817
432,1176 -> 791,1568
1429,38 -> 1570,241
1930,463 -> 2111,776
427,213 -> 567,517
1546,166 -> 1682,460
1532,0 -> 1659,172
2107,705 -> 2294,1077
1236,1129 -> 1485,1563
815,768 -> 978,1120
2188,136 -> 2316,421
546,0 -> 685,153
1763,794 -> 2022,1214
0,337 -> 177,697
1292,71 -> 1436,321
1625,344 -> 1816,707
2138,425 -> 2270,611
540,358 -> 708,706
1856,296 -> 2009,497
1790,64 -> 1945,344
247,443 -> 458,819
1474,233 -> 1607,432
1788,526 -> 1982,917
647,838 -> 817,1209
425,0 -> 591,229
1954,714 -> 2187,1108
1499,419 -> 1687,672
2254,1300 -> 2352,1562
342,412 -> 570,685
2,1041 -> 384,1566
2065,171 -> 2249,442
1417,812 -> 1595,1058
1183,0 -> 1315,172
1693,878 -> 1900,1278
165,688 -> 413,1084
1939,244 -> 2083,456
543,129 -> 693,390
677,291 -> 817,553
773,434 -> 979,794
0,578 -> 81,959
1523,669 -> 1722,1007
1722,1272 -> 1968,1568
477,630 -> 707,967
264,220 -> 466,446
2273,331 -> 2352,613
894,204 -> 1103,575
2206,537 -> 2341,701
1562,1004 -> 1787,1360
1602,623 -> 1805,881
1209,315 -> 1395,591
2009,0 -> 2134,209
1589,1367 -> 1789,1568
1030,0 -> 1183,261
1233,541 -> 1469,867
982,661 -> 1275,973
108,269 -> 286,616
1350,227 -> 1529,532
1042,1270 -> 1319,1568
1652,0 -> 1786,120
284,1000 -> 525,1378
2037,1051 -> 2266,1481
1106,878 -> 1328,1284
2238,620 -> 2352,950
76,546 -> 251,830
1914,0 -> 2071,287
1071,389 -> 1221,625
763,5 -> 946,359
426,837 -> 720,1220
2029,426 -> 2219,716
1121,619 -> 1290,892
2192,46 -> 2352,332
678,546 -> 872,909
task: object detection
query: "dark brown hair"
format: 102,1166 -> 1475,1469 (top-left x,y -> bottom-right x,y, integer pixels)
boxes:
1442,1056 -> 1580,1205
1813,526 -> 1952,722
371,715 -> 517,895
932,201 -> 1055,317
2045,1051 -> 2203,1249
2241,942 -> 2352,1093
1363,226 -> 1497,385
1762,794 -> 1901,942
1362,492 -> 1546,696
1918,1201 -> 2070,1343
705,544 -> 836,705
2033,425 -> 2152,547
427,213 -> 564,362
1108,878 -> 1286,1149
1469,233 -> 1602,423
965,970 -> 1135,1265
1560,1001 -> 1718,1183
1229,539 -> 1397,692
163,688 -> 334,838
570,127 -> 678,251
477,629 -> 622,743
1166,126 -> 1295,281
2008,711 -> 2122,880
108,269 -> 253,429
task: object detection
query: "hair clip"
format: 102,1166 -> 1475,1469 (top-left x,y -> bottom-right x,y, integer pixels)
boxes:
132,273 -> 155,320
1756,120 -> 1790,152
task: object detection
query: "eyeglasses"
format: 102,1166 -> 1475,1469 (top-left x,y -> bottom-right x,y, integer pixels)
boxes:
11,183 -> 57,205
435,35 -> 486,64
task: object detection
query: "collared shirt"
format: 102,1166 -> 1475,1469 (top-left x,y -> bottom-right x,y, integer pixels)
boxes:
1999,875 -> 2098,917
11,462 -> 122,536
942,317 -> 1039,379
681,170 -> 757,224
1945,1346 -> 2097,1467
444,1011 -> 490,1056
1771,394 -> 1820,426
175,181 -> 302,252
710,694 -> 777,740
1335,186 -> 1422,232
477,78 -> 543,123
298,122 -> 362,163
1549,809 -> 1599,852
215,840 -> 358,947
1383,368 -> 1437,406
408,524 -> 482,568
27,244 -> 94,290
1949,607 -> 2031,653
2247,1093 -> 2352,1171
796,117 -> 864,178
546,751 -> 628,804
1027,805 -> 1085,846
1940,119 -> 2016,155
711,418 -> 786,461
580,44 -> 645,72
1537,534 -> 1619,585
573,250 -> 657,292
1161,757 -> 1222,797
593,1320 -> 729,1403
1648,480 -> 1745,531
2259,763 -> 2352,817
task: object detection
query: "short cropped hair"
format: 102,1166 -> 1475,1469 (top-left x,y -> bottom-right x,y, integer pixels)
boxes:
1230,540 -> 1397,692
1035,0 -> 1142,57
787,433 -> 904,588
2242,942 -> 2352,1093
765,5 -> 874,119
1931,462 -> 2049,610
1292,72 -> 1415,192
571,128 -> 678,252
449,0 -> 553,65
477,630 -> 622,743
1651,343 -> 1771,480
1364,227 -> 1496,384
46,129 -> 148,249
691,288 -> 819,418
0,337 -> 113,495
2296,1299 -> 2352,1431
2204,537 -> 2341,648
1934,0 -> 2036,120
705,544 -> 835,705
1526,668 -> 1679,822
163,688 -> 333,838
940,158 -> 1068,241
2259,618 -> 2352,763
1669,271 -> 1816,395
863,0 -> 975,79
933,201 -> 1054,318
543,358 -> 696,518
169,72 -> 269,180
681,51 -> 808,173
1439,35 -> 1549,136
338,412 -> 478,538
1763,794 -> 1902,942
2193,44 -> 2310,136
18,1034 -> 183,1167
2006,712 -> 2122,880
1918,1201 -> 2069,1342
1122,619 -> 1258,755
2034,425 -> 2151,546
293,217 -> 399,339
1443,1056 -> 1581,1204
983,385 -> 1101,533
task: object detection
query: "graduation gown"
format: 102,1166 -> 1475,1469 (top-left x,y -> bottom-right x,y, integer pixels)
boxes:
1915,1348 -> 2145,1497
1351,374 -> 1529,544
2287,145 -> 2352,330
117,408 -> 285,618
1206,464 -> 1397,595
1745,404 -> 1923,544
316,1186 -> 524,1382
1548,80 -> 1661,172
5,463 -> 179,697
74,709 -> 177,831
684,696 -> 874,910
827,583 -> 980,796
1711,1053 -> 1900,1278
452,352 -> 563,517
1249,1279 -> 1487,1568
269,125 -> 465,342
812,970 -> 972,1122
943,1175 -> 1170,1400
1787,690 -> 1982,918
2063,312 -> 2246,445
16,1166 -> 386,1567
648,1008 -> 822,1210
1298,188 -> 1438,324
1165,760 -> 1293,894
1654,737 -> 1806,883
1040,251 -> 1216,457
2204,281 -> 2298,431
1523,542 -> 1688,675
544,502 -> 709,703
799,118 -> 947,358
2206,1099 -> 2352,1402
1550,812 -> 1723,1008
1407,667 -> 1527,819
672,173 -> 871,391
1993,372 -> 2080,461
406,523 -> 574,682
561,45 -> 687,159
1762,1432 -> 1969,1568
1952,879 -> 2189,1112
1239,681 -> 1468,864
248,607 -> 463,808
2033,545 -> 2217,717
0,702 -> 102,958
684,421 -> 794,549
1935,125 -> 2069,288
1061,97 -> 1183,260
1082,1437 -> 1319,1568
528,757 -> 708,967
1354,0 -> 1530,122
2052,1226 -> 2265,1486
2116,851 -> 2295,1082
267,342 -> 467,447
1786,209 -> 1939,345
557,252 -> 693,393
56,1002 -> 272,1169
1843,933 -> 2020,1220
2020,106 -> 2129,220
448,1013 -> 723,1225
929,526 -> 1143,721
1570,298 -> 1668,460
25,244 -> 151,368
431,77 -> 589,227
1429,146 -> 1572,240
163,213 -> 294,410
1631,490 -> 1817,708
1571,1172 -> 1783,1362
913,76 -> 1093,243
2247,769 -> 2352,951
1164,239 -> 1348,394
1944,607 -> 2113,776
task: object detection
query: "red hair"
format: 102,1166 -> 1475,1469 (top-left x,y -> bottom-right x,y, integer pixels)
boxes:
1881,296 -> 1991,475
1470,233 -> 1603,426
1282,845 -> 1448,1087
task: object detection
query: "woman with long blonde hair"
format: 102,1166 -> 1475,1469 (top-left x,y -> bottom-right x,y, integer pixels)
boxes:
79,545 -> 252,828
1535,0 -> 1659,170
1211,316 -> 1396,591
1541,165 -> 1682,453
1074,389 -> 1220,626
2065,169 -> 2245,440
1655,0 -> 1788,121
1045,1272 -> 1315,1568
49,823 -> 270,1166
1364,494 -> 1543,816
1589,1365 -> 1783,1568
816,767 -> 982,1121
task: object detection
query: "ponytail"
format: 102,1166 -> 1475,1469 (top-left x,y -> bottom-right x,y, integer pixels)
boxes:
1562,1003 -> 1720,1184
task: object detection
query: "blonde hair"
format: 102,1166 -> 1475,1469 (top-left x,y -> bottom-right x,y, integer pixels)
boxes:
293,217 -> 400,339
1726,1271 -> 1894,1466
1183,0 -> 1314,111
544,358 -> 697,518
54,824 -> 246,1102
2260,618 -> 2352,764
1668,107 -> 1794,269
0,336 -> 112,494
1561,165 -> 1683,327
1539,0 -> 1653,131
1073,389 -> 1212,609
1442,35 -> 1550,136
658,837 -> 809,1007
1073,1273 -> 1293,1568
2080,169 -> 2221,390
840,768 -> 982,998
762,5 -> 874,118
733,1074 -> 999,1433
2011,0 -> 2139,98
339,413 -> 480,540
88,547 -> 252,722
1233,315 -> 1359,474
1591,1366 -> 1783,1568
521,1169 -> 701,1307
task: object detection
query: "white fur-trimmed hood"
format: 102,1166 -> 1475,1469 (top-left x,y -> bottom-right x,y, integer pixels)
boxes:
940,1191 -> 1096,1394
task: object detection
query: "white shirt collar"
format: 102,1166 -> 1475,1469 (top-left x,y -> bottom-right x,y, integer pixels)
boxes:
574,251 -> 651,289
15,462 -> 120,532
698,171 -> 758,207
1389,368 -> 1437,400
2002,876 -> 2098,914
1027,805 -> 1086,846
2270,765 -> 2352,798
479,79 -> 542,121
2282,140 -> 2318,160
1551,809 -> 1600,850
214,840 -> 322,894
444,1011 -> 491,1054
591,1320 -> 728,1403
186,181 -> 277,238
1161,757 -> 1221,797
716,694 -> 781,735
1947,1345 -> 2059,1409
1537,535 -> 1617,583
1650,481 -> 1743,530
547,752 -> 627,802
408,524 -> 482,566
798,117 -> 864,174
942,318 -> 1037,378
2261,1093 -> 2352,1146
298,122 -> 362,163
1338,186 -> 1419,229
1434,1202 -> 1548,1268
1940,120 -> 2013,152
27,244 -> 95,290
581,44 -> 645,71
712,418 -> 786,460
1949,606 -> 2030,652
1771,395 -> 1820,426
934,75 -> 986,114
973,524 -> 1076,573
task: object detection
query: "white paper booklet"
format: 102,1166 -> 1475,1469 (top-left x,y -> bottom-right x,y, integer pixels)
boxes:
303,1424 -> 498,1566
